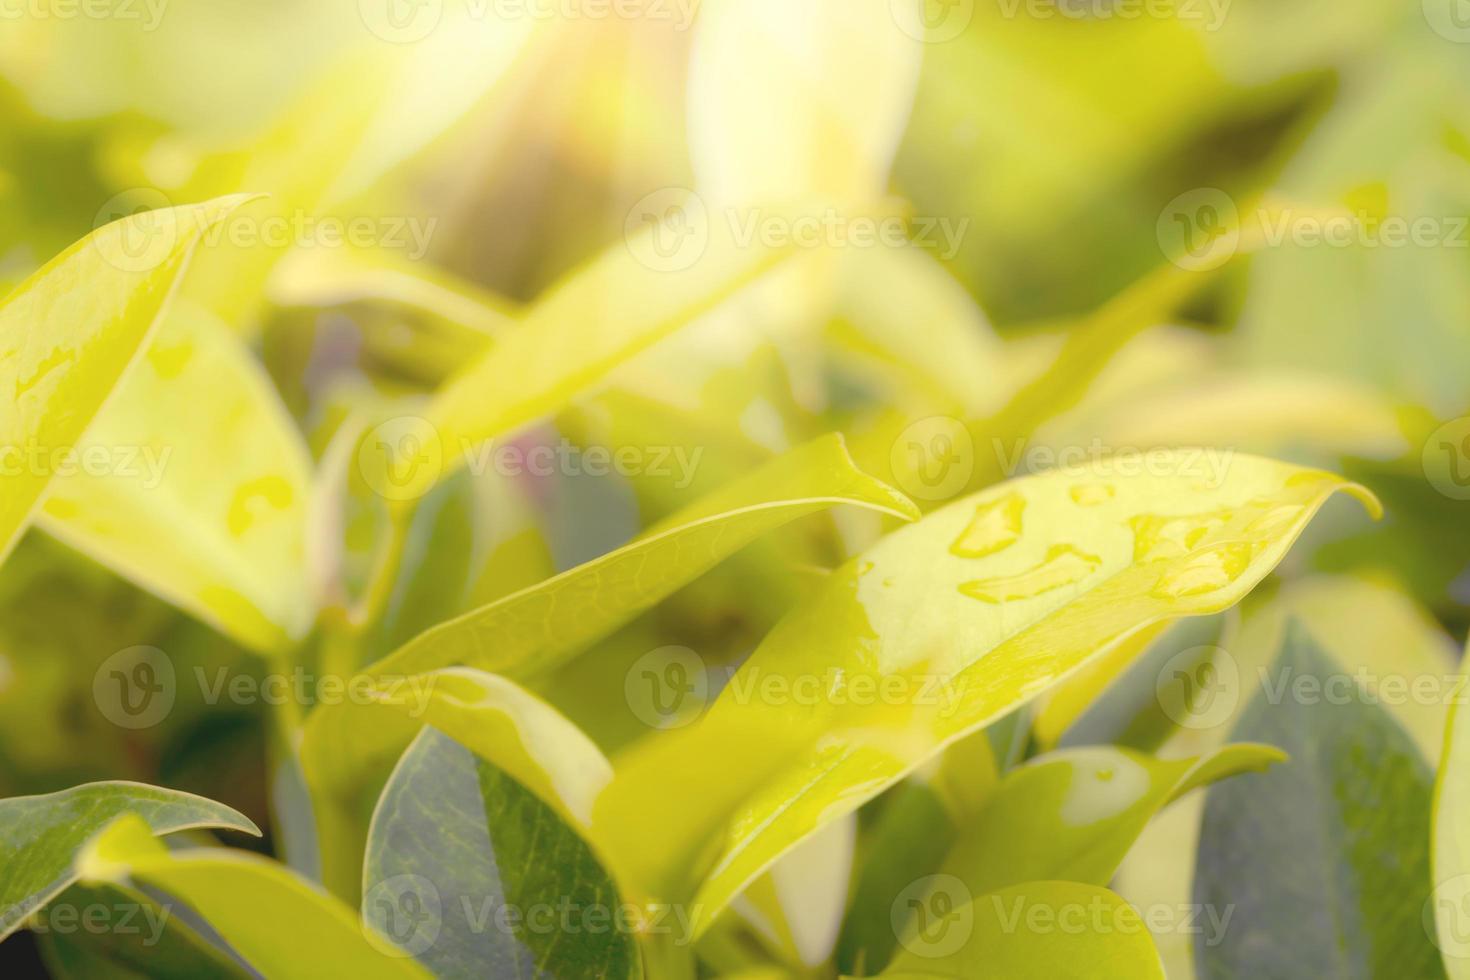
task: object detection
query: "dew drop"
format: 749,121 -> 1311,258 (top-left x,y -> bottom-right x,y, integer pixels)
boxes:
14,346 -> 76,399
959,544 -> 1102,603
1069,483 -> 1115,507
227,475 -> 295,536
1129,509 -> 1232,563
950,492 -> 1026,559
1150,541 -> 1255,600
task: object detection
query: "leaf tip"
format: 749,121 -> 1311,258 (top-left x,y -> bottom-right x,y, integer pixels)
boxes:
1341,481 -> 1383,521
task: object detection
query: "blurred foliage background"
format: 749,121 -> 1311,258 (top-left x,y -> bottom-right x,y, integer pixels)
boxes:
2,0 -> 1470,974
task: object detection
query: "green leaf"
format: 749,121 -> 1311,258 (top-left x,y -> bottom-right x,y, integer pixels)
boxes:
734,814 -> 856,970
362,728 -> 639,979
302,667 -> 613,902
1031,620 -> 1175,751
1194,621 -> 1442,980
882,881 -> 1165,979
1042,615 -> 1227,752
1235,42 -> 1470,417
0,780 -> 259,942
1430,643 -> 1470,978
270,245 -> 514,349
37,300 -> 314,655
370,205 -> 799,502
1236,573 -> 1459,765
35,881 -> 250,980
77,815 -> 430,979
0,195 -> 250,566
368,433 -> 917,680
836,783 -> 957,976
940,744 -> 1282,898
594,454 -> 1377,934
828,244 -> 1004,420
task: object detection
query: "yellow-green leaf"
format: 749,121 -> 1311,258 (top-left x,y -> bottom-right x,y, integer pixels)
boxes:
373,207 -> 797,502
1236,573 -> 1459,765
0,196 -> 250,565
38,300 -> 314,655
302,668 -> 613,902
362,728 -> 636,979
1433,642 -> 1470,978
938,744 -> 1283,898
77,815 -> 429,980
882,880 -> 1165,979
0,781 -> 259,943
594,453 -> 1378,933
368,433 -> 917,680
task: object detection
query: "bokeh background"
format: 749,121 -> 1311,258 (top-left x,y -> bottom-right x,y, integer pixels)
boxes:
3,0 -> 1470,975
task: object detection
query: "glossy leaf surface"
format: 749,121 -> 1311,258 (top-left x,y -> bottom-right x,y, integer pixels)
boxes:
0,781 -> 258,942
1193,622 -> 1441,980
362,729 -> 638,979
77,815 -> 429,980
596,454 -> 1377,933
0,196 -> 249,564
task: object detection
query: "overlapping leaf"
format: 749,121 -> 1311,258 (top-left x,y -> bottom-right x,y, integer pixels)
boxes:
368,433 -> 917,679
303,668 -> 613,901
38,300 -> 314,655
78,815 -> 429,979
0,196 -> 248,565
0,781 -> 258,942
1194,622 -> 1442,979
595,454 -> 1378,933
882,881 -> 1165,979
362,729 -> 637,979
